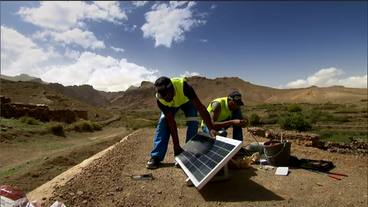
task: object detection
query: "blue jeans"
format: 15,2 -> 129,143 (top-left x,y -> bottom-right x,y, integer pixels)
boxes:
151,101 -> 198,161
202,109 -> 244,141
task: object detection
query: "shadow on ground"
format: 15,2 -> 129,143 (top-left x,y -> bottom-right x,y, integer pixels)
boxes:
199,167 -> 284,202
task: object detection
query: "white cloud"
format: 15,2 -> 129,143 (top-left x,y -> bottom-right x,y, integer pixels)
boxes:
85,1 -> 127,25
285,79 -> 307,88
17,1 -> 127,31
110,46 -> 125,52
335,75 -> 368,88
2,2 -> 162,92
17,2 -> 130,51
284,67 -> 367,88
180,71 -> 200,78
40,52 -> 160,92
33,28 -> 105,49
141,1 -> 207,48
1,26 -> 60,76
56,28 -> 105,49
64,49 -> 80,60
132,1 -> 148,7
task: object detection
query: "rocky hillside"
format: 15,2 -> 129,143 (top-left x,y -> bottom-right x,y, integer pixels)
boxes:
1,75 -> 367,113
46,83 -> 113,108
108,76 -> 367,111
0,79 -> 114,122
1,73 -> 44,84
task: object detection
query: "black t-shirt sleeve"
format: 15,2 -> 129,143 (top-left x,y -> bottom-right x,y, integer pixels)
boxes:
157,99 -> 170,114
183,81 -> 197,100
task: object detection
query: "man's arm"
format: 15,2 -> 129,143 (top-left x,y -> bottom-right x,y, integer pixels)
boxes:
210,102 -> 247,129
212,116 -> 246,128
183,82 -> 217,138
163,111 -> 182,155
190,97 -> 218,138
157,100 -> 182,155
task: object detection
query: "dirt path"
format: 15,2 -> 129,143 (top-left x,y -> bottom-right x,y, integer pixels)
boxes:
27,128 -> 367,207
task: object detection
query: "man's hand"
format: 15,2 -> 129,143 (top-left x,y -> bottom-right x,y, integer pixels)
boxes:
233,119 -> 248,127
209,129 -> 218,140
242,119 -> 249,128
174,146 -> 184,156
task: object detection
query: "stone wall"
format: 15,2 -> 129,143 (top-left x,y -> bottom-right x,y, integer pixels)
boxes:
0,96 -> 87,123
250,127 -> 367,156
265,129 -> 325,148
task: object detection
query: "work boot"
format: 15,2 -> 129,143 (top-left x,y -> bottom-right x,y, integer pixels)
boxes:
146,156 -> 161,169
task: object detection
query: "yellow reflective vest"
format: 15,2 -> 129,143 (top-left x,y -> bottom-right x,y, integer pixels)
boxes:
201,97 -> 232,127
156,78 -> 190,107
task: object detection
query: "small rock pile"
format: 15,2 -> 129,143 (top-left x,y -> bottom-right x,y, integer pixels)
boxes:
326,141 -> 368,156
264,129 -> 325,149
251,128 -> 368,156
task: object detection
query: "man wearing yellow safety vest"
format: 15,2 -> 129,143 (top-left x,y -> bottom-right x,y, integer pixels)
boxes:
146,76 -> 217,169
201,91 -> 248,145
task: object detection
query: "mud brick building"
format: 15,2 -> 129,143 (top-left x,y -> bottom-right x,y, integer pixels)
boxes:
0,95 -> 87,123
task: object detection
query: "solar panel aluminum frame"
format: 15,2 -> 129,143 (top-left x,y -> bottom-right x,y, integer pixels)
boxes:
175,133 -> 243,190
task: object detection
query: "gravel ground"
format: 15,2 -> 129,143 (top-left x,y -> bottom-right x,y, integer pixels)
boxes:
28,128 -> 368,207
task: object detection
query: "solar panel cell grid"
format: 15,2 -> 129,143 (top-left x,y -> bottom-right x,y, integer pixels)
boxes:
175,132 -> 243,190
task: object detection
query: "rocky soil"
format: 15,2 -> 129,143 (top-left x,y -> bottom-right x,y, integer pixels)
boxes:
26,128 -> 367,207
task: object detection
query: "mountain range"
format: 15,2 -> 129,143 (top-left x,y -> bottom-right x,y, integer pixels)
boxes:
1,74 -> 367,114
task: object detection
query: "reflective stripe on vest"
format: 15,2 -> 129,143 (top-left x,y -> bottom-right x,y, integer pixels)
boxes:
201,97 -> 232,127
156,78 -> 190,107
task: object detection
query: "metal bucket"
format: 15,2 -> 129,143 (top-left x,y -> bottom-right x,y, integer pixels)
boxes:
263,141 -> 291,166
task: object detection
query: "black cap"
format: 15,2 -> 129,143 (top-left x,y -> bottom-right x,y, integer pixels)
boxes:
155,76 -> 173,99
228,91 -> 244,106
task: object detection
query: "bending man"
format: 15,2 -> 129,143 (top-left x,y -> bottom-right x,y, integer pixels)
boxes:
201,91 -> 248,142
146,76 -> 217,169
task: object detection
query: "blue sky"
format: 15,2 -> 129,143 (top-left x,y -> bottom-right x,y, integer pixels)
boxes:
1,1 -> 367,92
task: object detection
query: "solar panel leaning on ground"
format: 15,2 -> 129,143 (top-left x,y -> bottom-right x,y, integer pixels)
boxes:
175,131 -> 243,190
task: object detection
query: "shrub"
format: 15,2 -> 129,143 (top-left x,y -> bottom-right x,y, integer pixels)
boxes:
333,115 -> 350,123
242,114 -> 249,121
334,109 -> 359,114
263,117 -> 279,124
90,122 -> 102,131
303,109 -> 323,124
119,110 -> 160,129
278,113 -> 312,131
256,103 -> 287,112
317,114 -> 350,123
19,116 -> 39,125
47,122 -> 65,136
249,113 -> 261,126
318,102 -> 340,110
71,120 -> 101,132
267,112 -> 279,118
287,104 -> 302,112
262,112 -> 279,124
316,130 -> 333,140
307,117 -> 318,124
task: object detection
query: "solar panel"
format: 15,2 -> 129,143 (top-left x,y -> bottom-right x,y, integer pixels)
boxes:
175,131 -> 243,190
